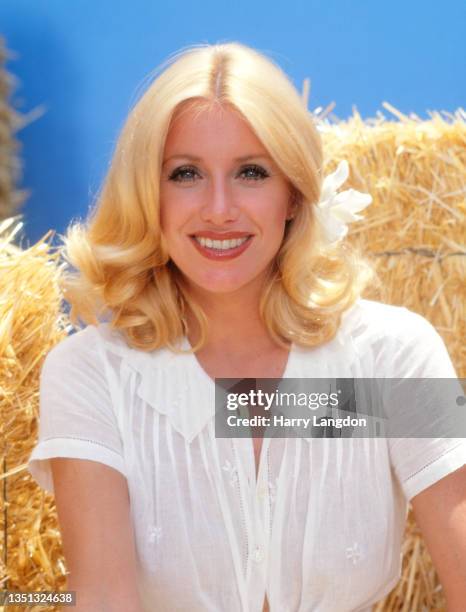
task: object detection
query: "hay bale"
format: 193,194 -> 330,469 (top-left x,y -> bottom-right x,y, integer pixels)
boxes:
1,103 -> 464,610
319,105 -> 465,610
320,104 -> 465,378
0,217 -> 73,610
0,38 -> 27,222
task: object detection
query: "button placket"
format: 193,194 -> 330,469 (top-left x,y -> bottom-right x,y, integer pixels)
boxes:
251,437 -> 271,571
243,436 -> 272,612
249,472 -> 269,612
252,546 -> 264,563
257,483 -> 268,499
255,462 -> 269,509
268,476 -> 278,505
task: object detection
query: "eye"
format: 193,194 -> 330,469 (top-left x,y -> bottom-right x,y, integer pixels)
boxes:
168,165 -> 201,182
238,164 -> 270,181
167,163 -> 270,183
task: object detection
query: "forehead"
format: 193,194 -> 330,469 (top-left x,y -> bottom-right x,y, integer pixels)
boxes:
163,100 -> 268,158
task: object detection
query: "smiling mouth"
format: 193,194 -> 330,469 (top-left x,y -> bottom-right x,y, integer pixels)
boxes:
189,234 -> 254,259
192,235 -> 251,250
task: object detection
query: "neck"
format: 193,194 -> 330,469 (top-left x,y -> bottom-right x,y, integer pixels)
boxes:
181,276 -> 275,352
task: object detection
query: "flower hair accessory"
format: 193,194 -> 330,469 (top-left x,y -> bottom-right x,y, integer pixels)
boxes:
313,160 -> 373,244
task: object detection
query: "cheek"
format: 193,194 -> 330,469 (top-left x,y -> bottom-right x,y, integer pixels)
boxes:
159,204 -> 168,231
158,191 -> 170,229
160,189 -> 200,234
159,200 -> 184,235
259,193 -> 290,232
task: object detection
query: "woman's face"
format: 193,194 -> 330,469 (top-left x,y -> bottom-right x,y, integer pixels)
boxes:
159,101 -> 293,298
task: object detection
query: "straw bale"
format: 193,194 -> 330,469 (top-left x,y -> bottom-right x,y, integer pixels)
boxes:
320,104 -> 465,609
0,217 -> 73,611
0,38 -> 27,222
1,103 -> 465,610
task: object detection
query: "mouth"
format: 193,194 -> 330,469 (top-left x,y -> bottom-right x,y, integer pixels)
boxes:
189,234 -> 254,260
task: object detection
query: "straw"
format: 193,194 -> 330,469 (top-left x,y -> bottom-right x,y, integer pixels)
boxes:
1,103 -> 465,610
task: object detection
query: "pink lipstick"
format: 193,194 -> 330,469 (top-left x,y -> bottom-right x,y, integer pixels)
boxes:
190,233 -> 253,261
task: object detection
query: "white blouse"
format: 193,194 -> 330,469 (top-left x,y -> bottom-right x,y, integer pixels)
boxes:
28,299 -> 466,612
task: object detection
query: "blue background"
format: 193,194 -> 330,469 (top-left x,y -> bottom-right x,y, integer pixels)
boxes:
0,0 -> 465,246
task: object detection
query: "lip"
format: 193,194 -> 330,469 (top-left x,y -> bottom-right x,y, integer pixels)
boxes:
190,231 -> 253,239
190,235 -> 253,261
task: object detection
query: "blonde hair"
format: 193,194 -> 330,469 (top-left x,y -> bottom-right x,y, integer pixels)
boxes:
60,42 -> 375,352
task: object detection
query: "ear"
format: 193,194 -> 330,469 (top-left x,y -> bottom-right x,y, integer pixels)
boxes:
286,188 -> 300,220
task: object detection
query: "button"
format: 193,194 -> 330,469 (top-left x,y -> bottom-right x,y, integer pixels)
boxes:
252,547 -> 264,563
258,485 -> 267,499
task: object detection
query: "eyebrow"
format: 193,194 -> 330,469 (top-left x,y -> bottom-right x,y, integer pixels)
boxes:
162,154 -> 271,165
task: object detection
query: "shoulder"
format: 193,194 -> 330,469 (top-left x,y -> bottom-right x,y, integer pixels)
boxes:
341,299 -> 456,377
42,325 -> 98,368
40,323 -> 146,396
42,323 -> 127,375
340,298 -> 439,346
43,322 -> 179,381
45,322 -> 134,358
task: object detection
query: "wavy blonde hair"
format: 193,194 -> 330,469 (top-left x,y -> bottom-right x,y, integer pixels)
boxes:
60,42 -> 375,352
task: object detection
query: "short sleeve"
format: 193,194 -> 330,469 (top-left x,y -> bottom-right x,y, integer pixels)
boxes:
383,308 -> 466,503
28,326 -> 127,495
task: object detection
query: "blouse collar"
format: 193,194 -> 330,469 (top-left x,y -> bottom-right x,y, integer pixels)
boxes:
94,300 -> 365,443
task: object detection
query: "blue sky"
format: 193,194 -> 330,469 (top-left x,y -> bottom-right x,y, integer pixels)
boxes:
0,0 -> 464,245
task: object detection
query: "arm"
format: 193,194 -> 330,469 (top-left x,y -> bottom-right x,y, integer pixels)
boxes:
51,458 -> 144,612
411,464 -> 466,611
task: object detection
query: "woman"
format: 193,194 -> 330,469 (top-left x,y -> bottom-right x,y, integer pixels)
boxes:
28,43 -> 466,611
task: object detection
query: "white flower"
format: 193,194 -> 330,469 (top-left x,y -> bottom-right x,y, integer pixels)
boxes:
148,525 -> 163,543
222,460 -> 239,487
345,541 -> 363,564
315,160 -> 373,244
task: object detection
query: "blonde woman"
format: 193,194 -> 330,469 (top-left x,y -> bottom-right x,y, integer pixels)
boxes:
28,43 -> 466,611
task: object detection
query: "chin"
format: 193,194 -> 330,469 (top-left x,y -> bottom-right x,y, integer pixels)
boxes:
184,270 -> 264,296
197,278 -> 253,295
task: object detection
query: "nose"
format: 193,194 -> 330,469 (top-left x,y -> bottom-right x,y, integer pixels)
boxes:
200,177 -> 239,225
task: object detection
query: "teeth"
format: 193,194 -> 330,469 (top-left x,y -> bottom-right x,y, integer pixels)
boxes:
194,236 -> 250,250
